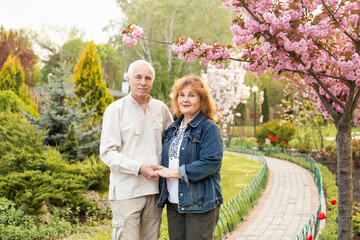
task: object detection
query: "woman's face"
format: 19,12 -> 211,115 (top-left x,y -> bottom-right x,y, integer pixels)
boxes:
178,85 -> 201,120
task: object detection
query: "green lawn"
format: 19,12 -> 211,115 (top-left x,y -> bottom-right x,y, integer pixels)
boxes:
69,153 -> 262,240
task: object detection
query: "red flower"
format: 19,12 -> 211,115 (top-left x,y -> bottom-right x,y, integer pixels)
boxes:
283,140 -> 286,144
306,235 -> 313,240
267,135 -> 272,139
317,211 -> 327,220
274,136 -> 279,140
331,199 -> 337,205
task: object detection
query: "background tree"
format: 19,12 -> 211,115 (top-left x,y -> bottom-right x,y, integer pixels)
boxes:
27,64 -> 100,161
261,88 -> 270,123
201,57 -> 250,147
244,72 -> 285,110
0,55 -> 38,117
96,43 -> 125,90
73,41 -> 113,118
0,26 -> 37,86
109,0 -> 234,104
29,26 -> 86,84
279,77 -> 335,152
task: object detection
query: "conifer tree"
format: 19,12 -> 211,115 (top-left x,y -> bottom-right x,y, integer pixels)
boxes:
26,63 -> 100,161
0,54 -> 38,117
73,41 -> 113,118
0,26 -> 37,85
261,88 -> 270,123
60,122 -> 79,162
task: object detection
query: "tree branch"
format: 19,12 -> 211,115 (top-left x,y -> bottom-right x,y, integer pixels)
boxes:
311,83 -> 340,122
351,86 -> 360,113
312,39 -> 338,61
229,57 -> 248,62
315,73 -> 353,84
308,68 -> 346,109
239,0 -> 263,24
321,0 -> 359,44
141,37 -> 172,45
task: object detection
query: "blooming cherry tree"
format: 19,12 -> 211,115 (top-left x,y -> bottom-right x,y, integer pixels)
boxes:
122,0 -> 360,238
201,57 -> 250,146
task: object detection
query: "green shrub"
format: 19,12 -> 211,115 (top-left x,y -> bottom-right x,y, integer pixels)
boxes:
0,152 -> 43,175
0,170 -> 94,215
40,147 -> 109,192
0,111 -> 44,156
0,197 -> 72,240
0,90 -> 37,117
256,120 -> 297,147
353,202 -> 360,237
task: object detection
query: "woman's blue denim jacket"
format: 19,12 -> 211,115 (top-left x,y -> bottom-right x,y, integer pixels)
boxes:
156,111 -> 223,213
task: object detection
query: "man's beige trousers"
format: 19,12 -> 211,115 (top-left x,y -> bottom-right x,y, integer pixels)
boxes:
110,194 -> 162,240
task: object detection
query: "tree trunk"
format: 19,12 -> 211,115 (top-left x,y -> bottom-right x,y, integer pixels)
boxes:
336,115 -> 353,240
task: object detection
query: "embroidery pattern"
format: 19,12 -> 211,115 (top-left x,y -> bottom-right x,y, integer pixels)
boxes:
168,124 -> 186,159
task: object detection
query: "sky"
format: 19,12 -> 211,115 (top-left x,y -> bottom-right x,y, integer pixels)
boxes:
0,0 -> 123,44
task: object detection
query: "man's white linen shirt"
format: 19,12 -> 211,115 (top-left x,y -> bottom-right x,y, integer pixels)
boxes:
100,94 -> 173,200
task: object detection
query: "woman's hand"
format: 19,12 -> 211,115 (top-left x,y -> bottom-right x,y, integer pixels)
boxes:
156,167 -> 182,179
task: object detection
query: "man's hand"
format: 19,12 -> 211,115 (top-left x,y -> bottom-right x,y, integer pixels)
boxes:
139,164 -> 163,180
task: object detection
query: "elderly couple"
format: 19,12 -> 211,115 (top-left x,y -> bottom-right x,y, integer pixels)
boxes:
100,60 -> 223,240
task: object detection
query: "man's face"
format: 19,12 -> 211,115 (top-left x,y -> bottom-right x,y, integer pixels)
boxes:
127,63 -> 154,100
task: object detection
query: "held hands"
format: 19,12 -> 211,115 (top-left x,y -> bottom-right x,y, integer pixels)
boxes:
139,164 -> 163,180
139,164 -> 182,180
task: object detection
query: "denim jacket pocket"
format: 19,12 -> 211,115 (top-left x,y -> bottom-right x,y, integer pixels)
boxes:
187,134 -> 201,160
188,133 -> 201,143
184,181 -> 205,207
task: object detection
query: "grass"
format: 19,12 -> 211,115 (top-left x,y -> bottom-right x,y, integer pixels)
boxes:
69,153 -> 263,240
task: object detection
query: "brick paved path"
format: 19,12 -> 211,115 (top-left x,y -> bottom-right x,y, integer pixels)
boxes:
225,156 -> 321,240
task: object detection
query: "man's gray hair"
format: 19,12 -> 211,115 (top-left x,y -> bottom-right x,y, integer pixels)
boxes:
127,60 -> 155,80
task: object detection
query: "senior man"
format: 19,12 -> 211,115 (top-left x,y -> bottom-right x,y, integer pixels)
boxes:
100,60 -> 173,240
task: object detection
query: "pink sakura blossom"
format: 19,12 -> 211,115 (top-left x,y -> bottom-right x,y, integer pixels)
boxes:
131,26 -> 143,39
121,24 -> 143,46
215,64 -> 224,69
122,36 -> 137,46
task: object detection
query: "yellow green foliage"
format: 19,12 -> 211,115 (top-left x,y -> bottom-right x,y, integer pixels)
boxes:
0,90 -> 38,117
0,111 -> 43,156
73,41 -> 113,118
0,55 -> 38,117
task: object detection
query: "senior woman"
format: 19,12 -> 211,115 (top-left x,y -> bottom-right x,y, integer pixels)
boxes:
156,75 -> 223,240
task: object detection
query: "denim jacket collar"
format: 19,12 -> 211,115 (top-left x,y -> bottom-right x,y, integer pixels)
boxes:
170,111 -> 205,129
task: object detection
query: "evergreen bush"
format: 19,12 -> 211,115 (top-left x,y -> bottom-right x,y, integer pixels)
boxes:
0,170 -> 94,215
0,111 -> 44,156
0,90 -> 37,117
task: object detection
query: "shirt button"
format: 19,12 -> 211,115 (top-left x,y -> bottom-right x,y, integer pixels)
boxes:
181,147 -> 185,150
184,135 -> 187,138
180,193 -> 183,196
181,208 -> 184,211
